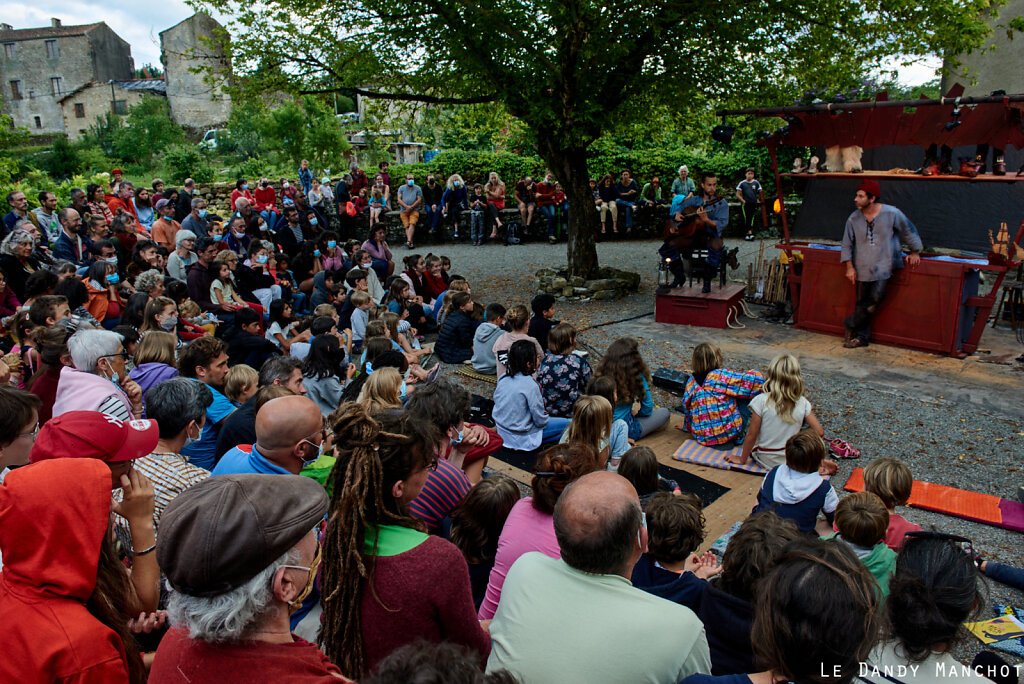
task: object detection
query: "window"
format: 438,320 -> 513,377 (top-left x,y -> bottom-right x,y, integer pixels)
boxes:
45,40 -> 58,59
74,102 -> 85,118
33,116 -> 41,129
112,99 -> 127,115
9,80 -> 20,100
50,76 -> 62,96
3,44 -> 14,60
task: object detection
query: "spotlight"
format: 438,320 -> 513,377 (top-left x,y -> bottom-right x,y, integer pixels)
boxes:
711,124 -> 735,144
773,198 -> 783,214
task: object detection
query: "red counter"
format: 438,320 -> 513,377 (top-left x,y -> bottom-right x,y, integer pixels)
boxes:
783,243 -> 1002,355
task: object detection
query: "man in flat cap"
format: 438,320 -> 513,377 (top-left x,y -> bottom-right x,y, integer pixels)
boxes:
150,473 -> 353,683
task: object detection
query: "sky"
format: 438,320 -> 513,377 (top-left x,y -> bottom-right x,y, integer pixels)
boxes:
6,3 -> 943,86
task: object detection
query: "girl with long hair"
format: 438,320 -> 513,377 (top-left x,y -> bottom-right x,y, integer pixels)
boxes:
559,394 -> 613,467
356,366 -> 403,412
139,296 -> 178,336
492,339 -> 569,451
595,336 -> 669,440
730,353 -> 824,468
449,475 -> 521,609
319,404 -> 488,678
266,299 -> 311,353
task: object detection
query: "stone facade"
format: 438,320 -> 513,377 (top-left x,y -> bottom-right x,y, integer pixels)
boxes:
160,13 -> 232,132
58,79 -> 166,141
0,19 -> 133,135
941,0 -> 1024,96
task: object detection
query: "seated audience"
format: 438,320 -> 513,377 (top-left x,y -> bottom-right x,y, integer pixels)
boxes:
862,457 -> 922,550
128,331 -> 179,402
436,291 -> 479,363
365,641 -> 515,684
224,364 -> 259,406
493,340 -> 569,450
681,342 -> 764,447
225,306 -> 279,369
213,395 -> 324,476
492,304 -> 542,378
24,325 -> 68,425
527,293 -> 559,351
53,329 -> 143,421
152,474 -> 352,682
357,367 -> 404,412
486,471 -> 711,682
319,404 -> 489,678
303,334 -> 354,416
617,445 -> 681,506
472,303 -> 506,375
586,376 -> 632,469
478,444 -> 599,620
595,336 -> 670,440
559,394 -> 613,467
214,382 -> 295,461
178,337 -> 235,471
449,476 -> 521,609
826,491 -> 897,598
0,387 -> 40,481
752,430 -> 838,534
537,322 -> 592,417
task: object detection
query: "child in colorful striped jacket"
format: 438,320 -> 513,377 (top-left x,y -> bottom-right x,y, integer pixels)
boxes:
679,342 -> 764,446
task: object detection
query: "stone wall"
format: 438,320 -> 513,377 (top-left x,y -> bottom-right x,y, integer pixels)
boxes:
60,83 -> 151,141
160,13 -> 232,132
535,267 -> 642,301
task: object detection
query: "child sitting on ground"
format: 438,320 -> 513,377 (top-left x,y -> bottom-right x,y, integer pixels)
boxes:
537,322 -> 592,418
224,364 -> 259,406
527,293 -> 560,351
558,395 -> 613,467
586,376 -> 632,469
826,491 -> 897,598
266,299 -> 311,353
862,457 -> 921,550
493,304 -> 543,377
630,491 -> 720,605
492,340 -> 569,451
680,342 -> 764,447
349,290 -> 373,352
617,445 -> 681,507
729,353 -> 824,468
472,303 -> 506,375
595,337 -> 670,440
226,306 -> 279,369
752,429 -> 838,535
435,291 -> 479,364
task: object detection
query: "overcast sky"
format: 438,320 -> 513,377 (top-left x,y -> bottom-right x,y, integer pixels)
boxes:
7,4 -> 942,85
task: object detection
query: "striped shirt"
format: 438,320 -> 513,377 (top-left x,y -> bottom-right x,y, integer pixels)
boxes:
409,458 -> 471,532
682,368 -> 764,446
130,452 -> 211,533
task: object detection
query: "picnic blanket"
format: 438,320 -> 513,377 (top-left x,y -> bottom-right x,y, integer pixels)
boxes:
845,468 -> 1024,533
455,366 -> 498,385
672,440 -> 768,475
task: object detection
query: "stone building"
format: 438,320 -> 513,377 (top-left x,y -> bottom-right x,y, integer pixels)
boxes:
57,79 -> 167,140
941,0 -> 1024,96
160,13 -> 232,132
0,19 -> 133,135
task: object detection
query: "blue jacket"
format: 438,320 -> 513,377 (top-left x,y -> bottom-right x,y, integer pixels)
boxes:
52,232 -> 88,266
630,554 -> 707,608
435,309 -> 479,363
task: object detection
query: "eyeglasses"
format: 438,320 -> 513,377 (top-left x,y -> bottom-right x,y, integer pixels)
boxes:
100,351 -> 130,361
17,422 -> 39,441
903,530 -> 974,558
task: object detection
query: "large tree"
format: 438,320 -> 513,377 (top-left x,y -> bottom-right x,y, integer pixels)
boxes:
194,0 -> 998,278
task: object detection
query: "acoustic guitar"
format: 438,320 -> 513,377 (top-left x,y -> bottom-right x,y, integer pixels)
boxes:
664,195 -> 726,242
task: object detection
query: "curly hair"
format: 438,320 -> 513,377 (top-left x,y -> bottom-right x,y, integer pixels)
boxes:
594,337 -> 650,405
531,444 -> 600,515
645,492 -> 706,564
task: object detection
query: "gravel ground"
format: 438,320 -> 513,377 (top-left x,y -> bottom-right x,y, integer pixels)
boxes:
424,234 -> 1024,666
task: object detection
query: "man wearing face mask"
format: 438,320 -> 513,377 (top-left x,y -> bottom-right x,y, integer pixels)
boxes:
182,197 -> 210,238
151,473 -> 352,682
275,205 -> 307,258
423,174 -> 444,240
212,395 -> 326,477
397,173 -> 423,249
150,198 -> 182,252
52,329 -> 144,421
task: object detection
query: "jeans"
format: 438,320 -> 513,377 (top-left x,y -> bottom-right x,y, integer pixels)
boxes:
843,278 -> 889,342
542,417 -> 571,444
425,204 -> 443,233
540,204 -> 557,236
615,199 -> 636,228
259,210 -> 278,232
470,210 -> 485,243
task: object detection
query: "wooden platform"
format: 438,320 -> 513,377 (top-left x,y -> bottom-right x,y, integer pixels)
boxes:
489,413 -> 762,553
655,283 -> 747,329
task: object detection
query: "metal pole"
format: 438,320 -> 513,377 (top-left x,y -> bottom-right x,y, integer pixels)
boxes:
717,93 -> 1024,117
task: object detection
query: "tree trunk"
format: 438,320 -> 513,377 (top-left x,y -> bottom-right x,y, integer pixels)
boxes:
537,142 -> 599,279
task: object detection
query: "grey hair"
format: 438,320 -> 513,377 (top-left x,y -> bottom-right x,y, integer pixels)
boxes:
145,377 -> 213,438
258,356 -> 301,387
166,546 -> 302,643
175,230 -> 197,249
0,228 -> 34,255
678,165 -> 689,174
234,197 -> 250,211
134,269 -> 164,294
67,329 -> 124,372
191,197 -> 206,209
53,259 -> 78,276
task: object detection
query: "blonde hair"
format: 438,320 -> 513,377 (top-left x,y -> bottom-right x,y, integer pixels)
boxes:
134,331 -> 177,367
691,342 -> 723,376
863,457 -> 914,509
313,304 -> 337,319
214,249 -> 239,264
351,290 -> 371,307
224,364 -> 259,403
179,300 -> 201,318
562,395 -> 612,465
357,367 -> 402,412
763,353 -> 804,422
505,304 -> 529,332
440,280 -> 470,321
380,311 -> 401,341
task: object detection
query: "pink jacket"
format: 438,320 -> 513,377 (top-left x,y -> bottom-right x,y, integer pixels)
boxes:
52,366 -> 135,419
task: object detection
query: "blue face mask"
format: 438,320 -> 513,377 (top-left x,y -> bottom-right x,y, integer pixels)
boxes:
309,218 -> 318,226
106,273 -> 120,285
198,209 -> 207,218
327,240 -> 337,249
450,425 -> 465,445
256,254 -> 269,264
242,184 -> 248,190
399,381 -> 408,401
454,181 -> 461,187
314,249 -> 321,257
407,179 -> 414,186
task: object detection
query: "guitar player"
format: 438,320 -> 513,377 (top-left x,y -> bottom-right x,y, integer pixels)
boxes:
660,172 -> 730,292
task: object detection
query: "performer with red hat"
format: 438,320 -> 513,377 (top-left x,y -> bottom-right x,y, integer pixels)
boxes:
839,179 -> 923,348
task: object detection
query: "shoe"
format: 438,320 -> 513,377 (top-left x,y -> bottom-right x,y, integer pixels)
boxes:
406,241 -> 414,249
548,236 -> 556,244
843,327 -> 853,345
843,337 -> 868,348
994,157 -> 1006,176
453,231 -> 460,239
744,232 -> 755,241
958,158 -> 982,177
920,157 -> 940,176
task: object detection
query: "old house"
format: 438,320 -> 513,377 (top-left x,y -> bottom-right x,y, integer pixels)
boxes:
160,13 -> 232,131
0,19 -> 133,135
58,79 -> 167,140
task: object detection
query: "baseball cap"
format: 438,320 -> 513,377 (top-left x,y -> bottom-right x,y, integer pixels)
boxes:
158,473 -> 329,597
155,198 -> 171,210
31,411 -> 159,463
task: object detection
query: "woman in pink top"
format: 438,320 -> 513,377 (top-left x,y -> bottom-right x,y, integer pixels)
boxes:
362,225 -> 394,282
478,444 -> 600,619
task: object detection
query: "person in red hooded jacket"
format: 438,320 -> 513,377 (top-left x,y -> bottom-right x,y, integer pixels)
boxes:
0,458 -> 148,682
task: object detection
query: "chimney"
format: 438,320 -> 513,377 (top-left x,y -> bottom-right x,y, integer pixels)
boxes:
51,18 -> 62,28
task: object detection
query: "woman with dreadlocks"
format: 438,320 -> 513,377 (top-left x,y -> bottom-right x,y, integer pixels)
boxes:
320,403 -> 491,678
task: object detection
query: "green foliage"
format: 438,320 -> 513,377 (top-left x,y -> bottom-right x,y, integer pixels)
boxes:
231,155 -> 269,180
0,171 -> 108,214
335,94 -> 356,113
111,97 -> 185,164
164,145 -> 216,184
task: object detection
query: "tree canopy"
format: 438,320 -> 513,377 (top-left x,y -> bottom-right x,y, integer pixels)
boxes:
194,0 -> 1003,277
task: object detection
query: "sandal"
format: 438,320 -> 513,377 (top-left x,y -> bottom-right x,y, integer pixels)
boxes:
828,438 -> 860,459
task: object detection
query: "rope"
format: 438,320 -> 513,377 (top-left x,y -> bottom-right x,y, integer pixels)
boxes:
726,305 -> 746,329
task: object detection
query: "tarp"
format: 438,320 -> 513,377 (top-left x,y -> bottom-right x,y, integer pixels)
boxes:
790,145 -> 1024,253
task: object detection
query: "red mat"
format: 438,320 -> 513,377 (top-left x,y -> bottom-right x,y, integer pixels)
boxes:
844,469 -> 1024,533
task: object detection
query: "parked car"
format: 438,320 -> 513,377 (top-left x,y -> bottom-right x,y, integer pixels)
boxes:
198,129 -> 223,150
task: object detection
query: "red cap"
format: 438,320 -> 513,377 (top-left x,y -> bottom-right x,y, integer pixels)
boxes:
31,411 -> 159,464
856,179 -> 880,199
111,168 -> 123,175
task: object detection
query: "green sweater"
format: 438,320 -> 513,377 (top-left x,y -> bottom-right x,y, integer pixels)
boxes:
824,533 -> 897,598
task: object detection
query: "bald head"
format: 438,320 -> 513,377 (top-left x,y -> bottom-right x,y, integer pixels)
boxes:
255,395 -> 323,455
554,471 -> 643,576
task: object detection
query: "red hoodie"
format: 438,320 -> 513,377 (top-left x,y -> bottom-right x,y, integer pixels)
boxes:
0,459 -> 131,683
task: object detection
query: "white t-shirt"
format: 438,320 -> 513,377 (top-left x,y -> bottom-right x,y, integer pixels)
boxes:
750,393 -> 811,468
265,321 -> 295,347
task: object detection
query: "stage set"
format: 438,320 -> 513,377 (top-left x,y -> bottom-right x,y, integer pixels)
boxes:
655,85 -> 1024,356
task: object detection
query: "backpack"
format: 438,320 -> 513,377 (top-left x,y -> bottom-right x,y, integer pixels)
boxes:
504,218 -> 521,245
345,201 -> 357,217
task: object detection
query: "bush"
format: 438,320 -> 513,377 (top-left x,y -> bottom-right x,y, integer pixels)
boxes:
388,149 -> 546,187
163,145 -> 215,184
